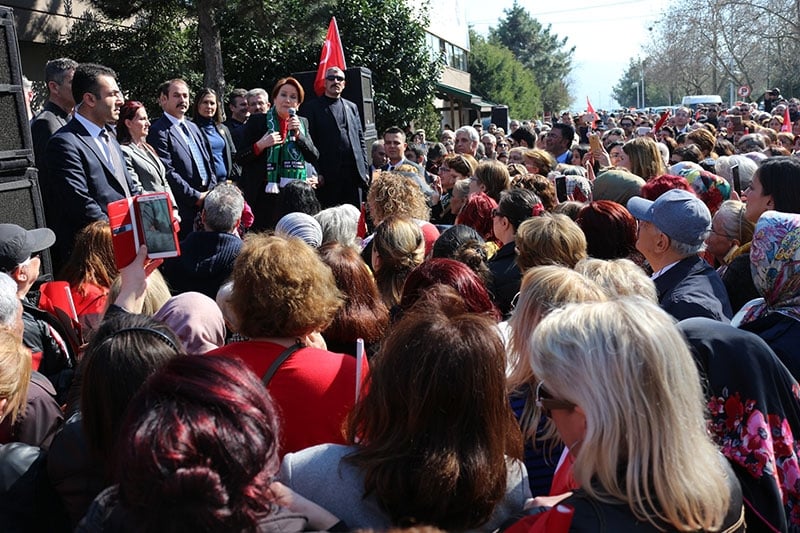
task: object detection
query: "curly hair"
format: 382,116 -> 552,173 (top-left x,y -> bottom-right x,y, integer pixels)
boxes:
367,171 -> 430,224
512,173 -> 557,212
231,234 -> 343,338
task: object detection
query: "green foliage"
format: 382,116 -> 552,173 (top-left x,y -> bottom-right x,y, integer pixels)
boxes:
57,5 -> 202,115
468,31 -> 541,119
611,59 -> 641,109
488,1 -> 574,113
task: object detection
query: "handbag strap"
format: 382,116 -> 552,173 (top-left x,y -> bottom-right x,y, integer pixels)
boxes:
262,341 -> 303,386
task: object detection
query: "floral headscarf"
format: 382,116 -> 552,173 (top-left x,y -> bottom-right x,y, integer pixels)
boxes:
680,317 -> 800,531
741,211 -> 800,325
675,166 -> 731,215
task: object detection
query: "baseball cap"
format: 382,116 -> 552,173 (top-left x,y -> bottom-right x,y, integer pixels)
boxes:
626,189 -> 711,246
0,224 -> 56,272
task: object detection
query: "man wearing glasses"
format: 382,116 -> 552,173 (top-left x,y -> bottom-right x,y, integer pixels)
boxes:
301,67 -> 369,209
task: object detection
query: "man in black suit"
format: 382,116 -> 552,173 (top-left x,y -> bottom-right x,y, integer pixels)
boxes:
301,67 -> 369,208
43,63 -> 138,260
31,58 -> 77,170
381,126 -> 432,199
147,79 -> 216,237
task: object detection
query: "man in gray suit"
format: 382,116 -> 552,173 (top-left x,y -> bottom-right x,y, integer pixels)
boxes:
301,67 -> 369,208
31,58 -> 77,169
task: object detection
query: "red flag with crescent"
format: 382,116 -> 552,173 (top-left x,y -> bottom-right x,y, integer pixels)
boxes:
314,17 -> 347,97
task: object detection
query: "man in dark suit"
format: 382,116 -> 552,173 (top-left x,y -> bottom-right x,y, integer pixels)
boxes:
381,126 -> 432,199
301,67 -> 369,208
223,87 -> 249,151
43,63 -> 138,260
147,79 -> 216,237
31,58 -> 77,169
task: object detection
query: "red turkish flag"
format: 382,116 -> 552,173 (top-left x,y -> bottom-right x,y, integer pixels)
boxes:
314,17 -> 347,97
782,106 -> 792,132
586,97 -> 598,127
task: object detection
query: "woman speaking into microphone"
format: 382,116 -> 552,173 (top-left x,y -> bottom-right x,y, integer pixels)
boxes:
237,77 -> 319,230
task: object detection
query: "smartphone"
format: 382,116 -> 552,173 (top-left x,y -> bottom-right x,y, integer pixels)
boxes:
588,134 -> 602,153
731,164 -> 741,196
136,193 -> 180,258
555,176 -> 567,202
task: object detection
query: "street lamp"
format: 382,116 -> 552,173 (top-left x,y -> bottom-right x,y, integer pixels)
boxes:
632,82 -> 640,109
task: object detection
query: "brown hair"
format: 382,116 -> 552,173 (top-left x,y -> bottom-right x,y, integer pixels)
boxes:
474,159 -> 511,202
443,153 -> 477,179
623,137 -> 665,180
231,234 -> 342,338
346,290 -> 522,530
318,242 -> 389,345
59,221 -> 118,294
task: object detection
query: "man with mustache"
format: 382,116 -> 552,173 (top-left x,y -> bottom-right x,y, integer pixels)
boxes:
148,78 -> 216,237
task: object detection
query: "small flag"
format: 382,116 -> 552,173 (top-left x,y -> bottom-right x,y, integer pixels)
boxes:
653,108 -> 671,132
782,106 -> 792,132
314,17 -> 347,97
357,201 -> 367,239
586,97 -> 598,128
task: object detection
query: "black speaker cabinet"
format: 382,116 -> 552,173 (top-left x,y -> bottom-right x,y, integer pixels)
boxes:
294,66 -> 378,144
0,168 -> 52,277
0,7 -> 33,171
491,106 -> 510,134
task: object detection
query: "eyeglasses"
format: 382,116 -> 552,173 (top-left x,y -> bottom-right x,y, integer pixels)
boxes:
620,122 -> 634,127
325,75 -> 345,82
534,382 -> 576,417
498,143 -> 510,148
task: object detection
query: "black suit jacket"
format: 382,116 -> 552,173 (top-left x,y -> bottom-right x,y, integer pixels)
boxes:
654,255 -> 733,322
147,115 -> 217,234
44,117 -> 138,257
31,101 -> 70,170
301,96 -> 369,192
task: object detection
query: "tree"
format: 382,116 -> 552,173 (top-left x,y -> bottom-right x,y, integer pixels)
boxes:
488,1 -> 574,113
468,30 -> 541,119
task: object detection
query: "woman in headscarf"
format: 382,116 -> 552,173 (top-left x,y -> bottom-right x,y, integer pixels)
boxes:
680,317 -> 800,532
737,211 -> 800,381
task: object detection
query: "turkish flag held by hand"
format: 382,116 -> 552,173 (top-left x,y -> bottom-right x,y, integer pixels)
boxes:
314,17 -> 347,97
586,97 -> 598,128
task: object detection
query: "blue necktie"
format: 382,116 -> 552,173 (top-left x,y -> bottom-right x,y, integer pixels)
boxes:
181,122 -> 209,187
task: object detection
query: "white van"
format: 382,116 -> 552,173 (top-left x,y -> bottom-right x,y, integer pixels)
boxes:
681,95 -> 723,110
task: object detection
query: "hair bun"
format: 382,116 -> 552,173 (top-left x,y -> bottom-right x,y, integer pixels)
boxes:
159,466 -> 230,509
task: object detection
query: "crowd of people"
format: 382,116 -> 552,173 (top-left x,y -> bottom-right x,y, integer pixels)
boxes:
2,54 -> 800,531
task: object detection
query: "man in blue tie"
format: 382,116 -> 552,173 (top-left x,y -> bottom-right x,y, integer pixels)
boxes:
148,78 -> 217,237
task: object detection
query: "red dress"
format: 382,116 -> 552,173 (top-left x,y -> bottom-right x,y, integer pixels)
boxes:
209,341 -> 368,456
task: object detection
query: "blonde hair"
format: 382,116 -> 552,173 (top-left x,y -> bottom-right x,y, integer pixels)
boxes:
622,137 -> 665,180
367,172 -> 430,224
531,298 -> 731,530
108,269 -> 171,316
523,148 -> 555,175
372,216 -> 425,308
0,331 -> 32,425
507,266 -> 606,441
574,258 -> 657,302
515,214 -> 587,271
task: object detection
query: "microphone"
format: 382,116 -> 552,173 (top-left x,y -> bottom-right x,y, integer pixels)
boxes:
287,108 -> 297,141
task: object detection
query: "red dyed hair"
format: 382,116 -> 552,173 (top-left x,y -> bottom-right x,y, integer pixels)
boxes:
576,200 -> 638,260
455,192 -> 497,243
640,174 -> 692,201
399,258 -> 501,321
116,100 -> 145,145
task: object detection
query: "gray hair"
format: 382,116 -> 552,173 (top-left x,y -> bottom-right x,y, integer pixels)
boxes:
0,272 -> 20,329
455,125 -> 479,142
713,200 -> 754,244
736,133 -> 767,153
670,236 -> 707,257
314,204 -> 361,247
203,183 -> 244,232
452,178 -> 471,199
574,258 -> 657,303
44,57 -> 77,85
715,155 -> 757,191
245,87 -> 269,103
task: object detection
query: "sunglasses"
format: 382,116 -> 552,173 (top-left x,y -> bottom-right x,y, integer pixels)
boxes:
535,381 -> 575,417
325,75 -> 345,82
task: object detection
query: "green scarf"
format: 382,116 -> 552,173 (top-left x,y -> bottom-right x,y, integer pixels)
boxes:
265,107 -> 307,194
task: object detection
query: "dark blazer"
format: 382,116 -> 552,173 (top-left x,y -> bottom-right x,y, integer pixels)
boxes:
488,241 -> 522,318
301,96 -> 369,207
43,117 -> 137,258
147,115 -> 217,235
235,112 -> 319,213
31,101 -> 70,170
655,254 -> 733,322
